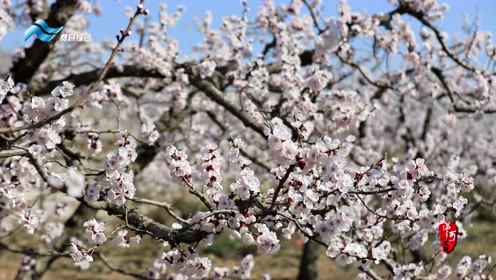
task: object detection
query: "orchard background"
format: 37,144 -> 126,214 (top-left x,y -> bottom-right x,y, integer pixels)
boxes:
0,0 -> 496,279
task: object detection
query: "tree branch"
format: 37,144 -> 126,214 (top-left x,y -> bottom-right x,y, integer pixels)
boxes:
83,200 -> 206,245
188,73 -> 267,139
32,65 -> 166,96
128,196 -> 188,224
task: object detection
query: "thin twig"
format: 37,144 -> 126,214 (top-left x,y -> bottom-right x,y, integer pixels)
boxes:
97,252 -> 151,279
302,0 -> 323,33
128,196 -> 188,224
270,164 -> 296,211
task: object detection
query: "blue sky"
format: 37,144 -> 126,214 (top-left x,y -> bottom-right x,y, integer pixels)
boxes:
1,0 -> 495,55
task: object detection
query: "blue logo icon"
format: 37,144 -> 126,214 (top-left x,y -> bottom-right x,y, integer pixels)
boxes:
24,19 -> 63,42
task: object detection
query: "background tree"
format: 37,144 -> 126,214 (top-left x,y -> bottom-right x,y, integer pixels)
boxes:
0,0 -> 495,279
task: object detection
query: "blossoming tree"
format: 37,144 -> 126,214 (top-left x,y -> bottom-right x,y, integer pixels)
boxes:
0,0 -> 495,279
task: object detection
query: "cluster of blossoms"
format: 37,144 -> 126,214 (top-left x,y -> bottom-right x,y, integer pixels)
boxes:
67,219 -> 108,270
265,118 -> 299,163
455,255 -> 493,279
208,139 -> 257,208
140,120 -> 160,144
199,60 -> 217,79
402,0 -> 449,21
0,9 -> 14,42
85,81 -> 129,109
147,248 -> 256,280
317,90 -> 372,133
13,81 -> 76,174
84,132 -> 103,154
19,209 -> 46,234
227,214 -> 281,255
199,143 -> 229,207
313,19 -> 343,64
164,145 -> 193,185
47,166 -> 86,199
70,221 -> 140,270
23,81 -> 73,123
0,75 -> 14,103
212,254 -> 256,279
187,211 -> 227,236
83,218 -> 107,245
231,254 -> 255,279
227,139 -> 252,169
18,256 -> 36,273
112,230 -> 141,248
0,156 -> 38,215
28,121 -> 64,151
146,247 -> 211,279
102,131 -> 137,205
230,167 -> 261,201
40,222 -> 65,246
251,223 -> 281,254
69,238 -> 94,270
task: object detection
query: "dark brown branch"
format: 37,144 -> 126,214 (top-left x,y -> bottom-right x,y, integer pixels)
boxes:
453,107 -> 496,114
189,74 -> 267,139
27,0 -> 49,23
431,67 -> 455,105
33,65 -> 166,96
405,5 -> 495,75
302,0 -> 323,33
270,164 -> 296,211
205,111 -> 272,173
349,188 -> 395,195
85,200 -> 206,245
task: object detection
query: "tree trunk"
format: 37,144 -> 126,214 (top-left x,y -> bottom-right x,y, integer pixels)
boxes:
297,241 -> 320,280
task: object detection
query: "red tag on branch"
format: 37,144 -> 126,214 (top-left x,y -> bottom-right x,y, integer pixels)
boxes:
438,221 -> 458,254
